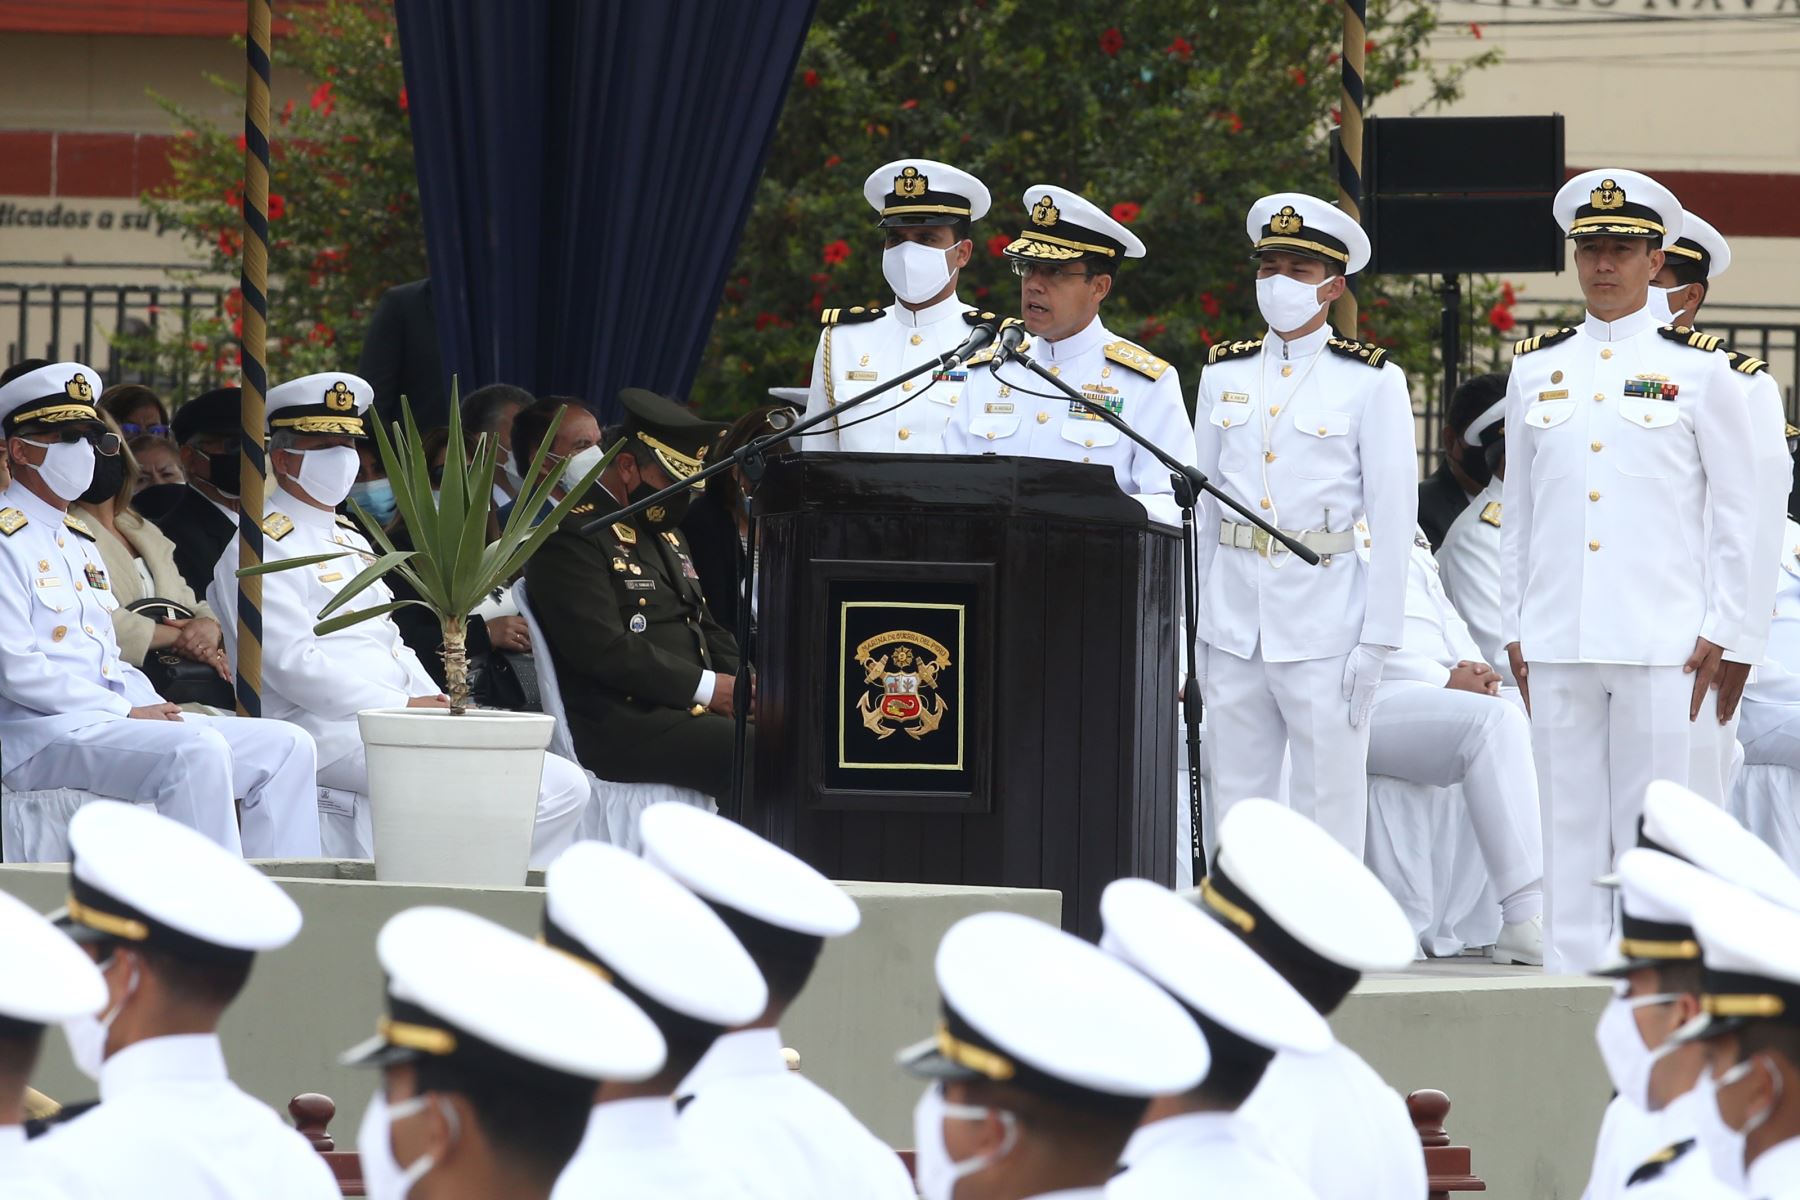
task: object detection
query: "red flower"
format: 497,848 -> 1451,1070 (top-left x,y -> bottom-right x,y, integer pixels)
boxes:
1364,39 -> 1376,55
1470,22 -> 1484,38
974,285 -> 990,301
306,322 -> 335,345
1488,304 -> 1516,333
802,69 -> 819,89
808,292 -> 824,312
235,133 -> 247,153
279,99 -> 295,125
1501,281 -> 1517,305
900,98 -> 919,111
1289,67 -> 1308,86
823,154 -> 842,168
1110,201 -> 1141,224
397,86 -> 408,113
1191,190 -> 1208,206
822,239 -> 851,266
189,339 -> 208,353
1200,291 -> 1221,318
1216,111 -> 1244,134
266,193 -> 286,221
1098,27 -> 1123,57
1199,328 -> 1217,348
216,227 -> 240,258
1138,317 -> 1166,342
1330,107 -> 1342,125
1166,37 -> 1193,60
1327,51 -> 1340,65
224,289 -> 243,316
754,312 -> 779,332
987,234 -> 1012,258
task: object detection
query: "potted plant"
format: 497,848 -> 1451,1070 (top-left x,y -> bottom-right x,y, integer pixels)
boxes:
240,387 -> 611,883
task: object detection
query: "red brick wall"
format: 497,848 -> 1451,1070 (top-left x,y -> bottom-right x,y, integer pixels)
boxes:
0,132 -> 175,199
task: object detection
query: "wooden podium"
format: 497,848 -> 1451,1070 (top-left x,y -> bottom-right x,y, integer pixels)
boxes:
748,453 -> 1181,936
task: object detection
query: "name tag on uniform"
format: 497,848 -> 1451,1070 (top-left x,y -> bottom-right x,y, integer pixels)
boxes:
626,579 -> 656,591
318,572 -> 343,583
35,576 -> 63,588
1536,389 -> 1568,402
1220,391 -> 1250,405
984,402 -> 1014,414
845,370 -> 878,381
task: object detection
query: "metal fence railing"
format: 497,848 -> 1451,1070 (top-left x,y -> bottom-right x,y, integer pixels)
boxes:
2,282 -> 230,400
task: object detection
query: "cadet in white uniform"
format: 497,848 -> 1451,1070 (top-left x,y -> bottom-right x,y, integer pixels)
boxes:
1192,193 -> 1417,856
801,159 -> 992,453
898,909 -> 1208,1200
1208,800 -> 1430,1200
340,906 -> 665,1200
1364,523 -> 1544,964
946,185 -> 1196,526
545,841 -> 765,1200
1652,211 -> 1792,805
1739,519 -> 1800,770
640,803 -> 916,1200
1100,878 -> 1325,1200
1501,170 -> 1759,974
1437,393 -> 1514,686
209,372 -> 588,863
0,360 -> 320,858
26,802 -> 337,1200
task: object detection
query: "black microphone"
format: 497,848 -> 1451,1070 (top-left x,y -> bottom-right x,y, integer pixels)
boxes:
992,320 -> 1027,366
943,318 -> 998,368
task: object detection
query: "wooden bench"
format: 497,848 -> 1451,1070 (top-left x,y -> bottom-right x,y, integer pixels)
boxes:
291,1085 -> 1485,1196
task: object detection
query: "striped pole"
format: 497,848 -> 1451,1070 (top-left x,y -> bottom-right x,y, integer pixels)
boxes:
1333,0 -> 1366,334
234,0 -> 272,717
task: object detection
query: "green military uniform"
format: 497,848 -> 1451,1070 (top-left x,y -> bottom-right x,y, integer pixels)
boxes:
525,390 -> 742,797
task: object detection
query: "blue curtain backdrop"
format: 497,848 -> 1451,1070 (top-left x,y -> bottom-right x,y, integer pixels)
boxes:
393,0 -> 817,422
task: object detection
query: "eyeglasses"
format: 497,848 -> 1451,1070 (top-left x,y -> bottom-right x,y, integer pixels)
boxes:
1009,261 -> 1094,282
24,430 -> 122,456
119,422 -> 171,438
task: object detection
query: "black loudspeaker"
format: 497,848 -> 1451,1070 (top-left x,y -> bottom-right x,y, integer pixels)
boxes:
1364,115 -> 1565,276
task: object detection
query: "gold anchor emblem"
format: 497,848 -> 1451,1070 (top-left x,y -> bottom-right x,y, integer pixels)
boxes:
64,373 -> 93,402
1591,179 -> 1625,211
324,381 -> 356,411
1270,205 -> 1304,235
894,165 -> 928,198
1030,195 -> 1060,227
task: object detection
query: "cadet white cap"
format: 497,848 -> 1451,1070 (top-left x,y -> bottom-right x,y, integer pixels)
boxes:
1595,849 -> 1739,977
1469,396 -> 1506,444
58,800 -> 301,965
1632,780 -> 1800,910
1204,800 -> 1417,989
544,842 -> 768,1033
342,906 -> 666,1085
1101,878 -> 1330,1057
1555,169 -> 1683,250
266,371 -> 373,438
1008,185 -> 1146,263
0,889 -> 106,1024
863,159 -> 992,227
1670,210 -> 1730,280
767,386 -> 809,408
639,803 -> 858,938
1246,192 -> 1371,275
1676,887 -> 1800,1044
898,911 -> 1209,1110
0,361 -> 104,436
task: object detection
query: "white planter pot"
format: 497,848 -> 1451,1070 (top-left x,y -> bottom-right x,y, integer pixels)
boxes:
356,708 -> 553,885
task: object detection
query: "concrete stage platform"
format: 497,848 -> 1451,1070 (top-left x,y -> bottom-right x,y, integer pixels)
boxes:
0,861 -> 1609,1199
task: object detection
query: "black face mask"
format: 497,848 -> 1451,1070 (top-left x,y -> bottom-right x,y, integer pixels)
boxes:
79,451 -> 126,505
204,449 -> 241,497
630,479 -> 692,529
1454,440 -> 1493,489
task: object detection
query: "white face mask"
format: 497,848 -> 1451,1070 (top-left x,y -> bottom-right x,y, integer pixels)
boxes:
912,1083 -> 1018,1200
358,1089 -> 449,1200
21,437 -> 97,503
884,240 -> 956,306
1255,272 -> 1332,334
497,444 -> 524,493
60,954 -> 136,1082
561,444 -> 606,493
1647,284 -> 1694,327
286,444 -> 360,508
1595,991 -> 1680,1111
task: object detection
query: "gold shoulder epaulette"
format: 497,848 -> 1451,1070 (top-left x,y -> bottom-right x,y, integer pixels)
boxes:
1512,326 -> 1577,357
1326,336 -> 1391,369
0,508 -> 26,536
1723,349 -> 1769,376
261,512 -> 295,541
1103,340 -> 1169,381
820,304 -> 885,327
962,309 -> 999,326
1480,501 -> 1502,528
1658,324 -> 1723,353
333,513 -> 360,530
1206,337 -> 1263,366
62,514 -> 95,541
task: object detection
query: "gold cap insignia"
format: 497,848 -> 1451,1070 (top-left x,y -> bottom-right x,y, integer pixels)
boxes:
64,373 -> 93,403
1270,205 -> 1304,236
1030,195 -> 1060,227
1591,179 -> 1625,211
324,380 -> 356,411
894,165 -> 928,199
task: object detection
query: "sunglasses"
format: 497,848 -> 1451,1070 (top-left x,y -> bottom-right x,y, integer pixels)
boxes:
22,429 -> 123,456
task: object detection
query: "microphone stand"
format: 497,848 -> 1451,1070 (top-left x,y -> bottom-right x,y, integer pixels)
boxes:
581,330 -> 998,823
996,347 -> 1321,882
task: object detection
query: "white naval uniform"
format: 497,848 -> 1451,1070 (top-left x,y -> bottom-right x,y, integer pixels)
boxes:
1501,308 -> 1758,974
1437,476 -> 1515,686
553,1096 -> 756,1200
1740,520 -> 1800,767
1585,1089 -> 1738,1200
1745,1137 -> 1800,1200
208,491 -> 587,865
1236,1040 -> 1428,1200
675,1027 -> 914,1200
25,1034 -> 338,1200
1107,1110 -> 1318,1200
0,484 -> 320,858
945,314 -> 1194,526
1192,324 -> 1417,856
0,1126 -> 65,1200
801,294 -> 977,453
1365,529 -> 1543,906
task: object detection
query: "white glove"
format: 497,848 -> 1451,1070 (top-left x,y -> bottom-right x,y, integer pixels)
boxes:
1341,643 -> 1392,729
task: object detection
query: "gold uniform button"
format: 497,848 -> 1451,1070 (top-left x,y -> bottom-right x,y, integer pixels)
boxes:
1589,540 -> 1601,551
639,598 -> 648,607
949,394 -> 958,405
1269,405 -> 1280,416
1036,412 -> 1049,424
84,624 -> 94,634
901,381 -> 914,392
1591,441 -> 1604,452
1082,456 -> 1091,463
1601,348 -> 1613,360
1643,413 -> 1653,423
985,431 -> 996,441
1264,452 -> 1276,463
1101,367 -> 1112,378
1593,392 -> 1605,402
74,581 -> 83,591
1281,365 -> 1293,378
1050,366 -> 1061,376
56,536 -> 64,547
1589,490 -> 1601,501
1540,414 -> 1552,425
1260,498 -> 1272,510
1221,418 -> 1232,429
1084,438 -> 1094,448
897,428 -> 911,441
909,334 -> 922,346
1317,425 -> 1328,435
37,560 -> 48,571
51,626 -> 66,642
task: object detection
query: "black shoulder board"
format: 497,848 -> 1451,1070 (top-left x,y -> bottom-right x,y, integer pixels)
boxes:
821,305 -> 884,327
1512,327 -> 1577,357
963,309 -> 999,326
1657,324 -> 1723,353
1723,349 -> 1769,376
1206,337 -> 1263,365
1327,336 -> 1391,369
1625,1139 -> 1693,1187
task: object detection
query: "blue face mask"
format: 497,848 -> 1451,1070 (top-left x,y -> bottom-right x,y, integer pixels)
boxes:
349,478 -> 397,524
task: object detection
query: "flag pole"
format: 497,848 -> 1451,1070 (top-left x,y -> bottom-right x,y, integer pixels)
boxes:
1333,0 -> 1366,335
234,0 -> 272,717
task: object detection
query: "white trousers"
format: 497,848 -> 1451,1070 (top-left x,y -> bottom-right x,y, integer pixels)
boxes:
1366,683 -> 1543,902
316,741 -> 590,868
1742,702 -> 1800,769
1526,661 -> 1691,974
1208,645 -> 1368,858
2,712 -> 321,857
1686,687 -> 1742,806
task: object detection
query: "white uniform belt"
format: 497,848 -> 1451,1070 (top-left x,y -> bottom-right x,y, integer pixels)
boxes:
1218,520 -> 1354,557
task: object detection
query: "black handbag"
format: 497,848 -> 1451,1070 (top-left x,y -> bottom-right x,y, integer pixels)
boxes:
126,597 -> 237,709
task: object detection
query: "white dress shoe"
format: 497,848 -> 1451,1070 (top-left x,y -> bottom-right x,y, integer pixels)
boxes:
1492,914 -> 1544,967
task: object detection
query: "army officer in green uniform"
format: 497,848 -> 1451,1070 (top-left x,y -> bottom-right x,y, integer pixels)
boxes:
526,389 -> 742,797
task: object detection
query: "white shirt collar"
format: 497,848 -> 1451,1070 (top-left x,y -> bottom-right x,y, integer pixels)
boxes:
0,1125 -> 24,1155
1749,1135 -> 1800,1195
273,483 -> 339,531
1581,302 -> 1660,343
1119,1110 -> 1238,1168
1038,315 -> 1107,365
580,1096 -> 681,1149
6,482 -> 70,526
676,1027 -> 785,1096
100,1034 -> 228,1101
1262,323 -> 1332,360
892,292 -> 967,329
